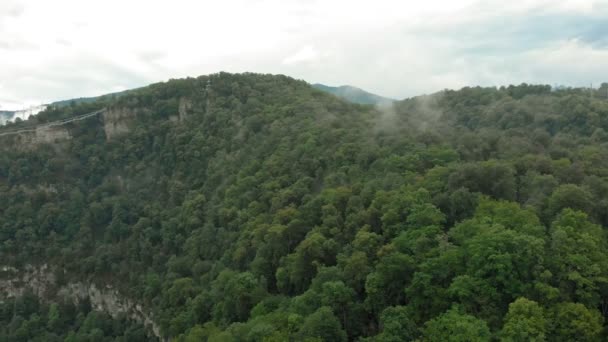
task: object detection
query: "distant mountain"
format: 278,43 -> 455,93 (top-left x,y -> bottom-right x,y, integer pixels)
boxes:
313,83 -> 394,105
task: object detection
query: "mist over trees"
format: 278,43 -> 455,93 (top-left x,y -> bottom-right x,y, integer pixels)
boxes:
1,73 -> 608,340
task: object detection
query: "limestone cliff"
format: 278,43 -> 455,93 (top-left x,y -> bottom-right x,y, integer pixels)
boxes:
0,264 -> 164,340
2,125 -> 72,150
35,125 -> 71,143
170,97 -> 192,122
102,107 -> 137,140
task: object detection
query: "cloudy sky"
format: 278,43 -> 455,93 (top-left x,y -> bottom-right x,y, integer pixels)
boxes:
1,0 -> 608,109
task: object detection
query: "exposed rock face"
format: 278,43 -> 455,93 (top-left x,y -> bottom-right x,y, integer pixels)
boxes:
17,184 -> 59,195
0,264 -> 54,299
0,265 -> 164,340
2,101 -> 189,145
4,125 -> 72,149
170,97 -> 192,122
58,283 -> 162,339
179,97 -> 192,120
102,108 -> 136,140
35,126 -> 71,144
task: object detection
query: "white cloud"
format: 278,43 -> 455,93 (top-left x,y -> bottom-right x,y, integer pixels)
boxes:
0,0 -> 607,109
282,46 -> 321,65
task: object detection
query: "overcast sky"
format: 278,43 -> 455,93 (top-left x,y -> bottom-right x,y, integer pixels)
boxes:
1,0 -> 608,109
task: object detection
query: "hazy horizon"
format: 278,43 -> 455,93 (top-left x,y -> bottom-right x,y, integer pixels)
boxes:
2,0 -> 608,109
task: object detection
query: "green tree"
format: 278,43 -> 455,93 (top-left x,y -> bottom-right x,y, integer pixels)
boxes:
547,184 -> 593,219
320,281 -> 355,327
297,306 -> 347,342
421,308 -> 491,342
375,306 -> 418,342
549,302 -> 603,342
500,298 -> 547,342
365,252 -> 415,314
548,210 -> 608,307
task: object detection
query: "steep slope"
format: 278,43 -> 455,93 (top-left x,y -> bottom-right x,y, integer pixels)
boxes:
1,75 -> 608,341
313,83 -> 393,105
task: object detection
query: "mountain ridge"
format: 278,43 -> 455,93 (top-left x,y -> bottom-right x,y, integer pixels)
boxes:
0,82 -> 384,126
1,73 -> 608,341
312,83 -> 394,104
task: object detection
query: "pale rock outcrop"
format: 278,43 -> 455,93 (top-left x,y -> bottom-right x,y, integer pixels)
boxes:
0,264 -> 164,340
35,126 -> 71,144
178,97 -> 192,121
170,97 -> 193,122
102,108 -> 136,140
5,125 -> 72,149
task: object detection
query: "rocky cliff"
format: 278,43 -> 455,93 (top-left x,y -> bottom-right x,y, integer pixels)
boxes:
102,107 -> 137,140
0,264 -> 164,340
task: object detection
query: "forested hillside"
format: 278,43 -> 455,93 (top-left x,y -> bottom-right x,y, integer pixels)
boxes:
1,73 -> 608,341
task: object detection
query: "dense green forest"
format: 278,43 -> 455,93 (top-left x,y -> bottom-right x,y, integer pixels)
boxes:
1,73 -> 608,340
0,291 -> 154,341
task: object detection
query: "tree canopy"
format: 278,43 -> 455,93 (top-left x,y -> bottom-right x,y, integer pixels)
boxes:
1,73 -> 608,340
